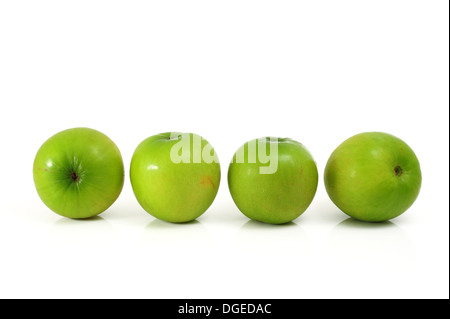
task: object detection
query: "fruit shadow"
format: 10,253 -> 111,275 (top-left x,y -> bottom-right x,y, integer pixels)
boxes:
325,217 -> 416,267
46,215 -> 118,246
138,218 -> 212,250
335,217 -> 397,229
240,219 -> 298,229
145,218 -> 201,229
233,219 -> 311,256
52,215 -> 105,225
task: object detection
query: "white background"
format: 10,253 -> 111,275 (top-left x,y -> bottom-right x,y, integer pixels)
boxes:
0,1 -> 448,299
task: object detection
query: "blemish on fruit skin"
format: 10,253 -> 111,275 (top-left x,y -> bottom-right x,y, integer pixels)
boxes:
200,176 -> 216,189
34,166 -> 49,172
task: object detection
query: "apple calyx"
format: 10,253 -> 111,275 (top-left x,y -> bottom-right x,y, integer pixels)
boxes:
394,165 -> 403,177
70,171 -> 81,183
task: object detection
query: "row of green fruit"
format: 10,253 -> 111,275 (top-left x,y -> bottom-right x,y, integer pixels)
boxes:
33,128 -> 421,224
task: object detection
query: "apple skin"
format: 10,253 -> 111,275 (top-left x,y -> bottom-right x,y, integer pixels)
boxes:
228,137 -> 319,224
130,132 -> 221,223
324,132 -> 422,222
33,127 -> 125,219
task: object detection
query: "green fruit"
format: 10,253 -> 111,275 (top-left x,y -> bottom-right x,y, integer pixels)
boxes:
228,137 -> 319,224
130,132 -> 221,223
324,132 -> 422,222
33,127 -> 125,219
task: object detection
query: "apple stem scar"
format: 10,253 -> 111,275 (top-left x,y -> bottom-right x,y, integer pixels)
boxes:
394,165 -> 403,177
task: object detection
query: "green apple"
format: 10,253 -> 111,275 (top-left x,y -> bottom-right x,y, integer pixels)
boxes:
324,132 -> 422,222
130,132 -> 221,223
228,137 -> 319,224
33,127 -> 125,219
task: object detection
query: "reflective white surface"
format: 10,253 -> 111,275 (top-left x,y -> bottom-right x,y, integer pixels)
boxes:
0,183 -> 447,298
0,0 -> 448,299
